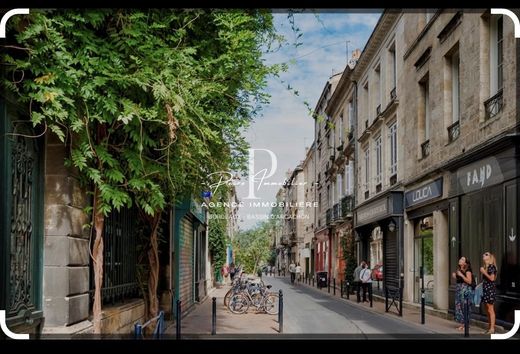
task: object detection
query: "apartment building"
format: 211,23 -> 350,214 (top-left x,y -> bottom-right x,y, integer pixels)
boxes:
313,73 -> 342,279
323,50 -> 360,283
352,11 -> 405,304
300,144 -> 316,278
399,9 -> 519,326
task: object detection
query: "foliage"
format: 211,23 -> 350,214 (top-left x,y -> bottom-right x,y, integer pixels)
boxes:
341,227 -> 357,285
208,187 -> 230,282
233,220 -> 273,274
2,9 -> 284,325
2,9 -> 284,215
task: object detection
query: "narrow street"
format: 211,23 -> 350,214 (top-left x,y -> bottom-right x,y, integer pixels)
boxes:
265,276 -> 435,337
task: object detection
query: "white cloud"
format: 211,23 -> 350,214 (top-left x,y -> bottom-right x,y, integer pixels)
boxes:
236,12 -> 378,230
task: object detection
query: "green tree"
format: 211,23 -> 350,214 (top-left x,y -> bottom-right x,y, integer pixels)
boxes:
2,9 -> 283,332
233,221 -> 272,274
342,226 -> 357,289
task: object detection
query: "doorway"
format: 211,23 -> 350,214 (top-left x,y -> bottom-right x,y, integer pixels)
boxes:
414,216 -> 434,305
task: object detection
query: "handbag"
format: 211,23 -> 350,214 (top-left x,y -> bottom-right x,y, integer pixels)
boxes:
473,283 -> 483,307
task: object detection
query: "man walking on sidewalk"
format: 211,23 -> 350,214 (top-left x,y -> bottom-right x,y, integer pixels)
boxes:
360,262 -> 373,303
353,261 -> 364,303
289,261 -> 296,284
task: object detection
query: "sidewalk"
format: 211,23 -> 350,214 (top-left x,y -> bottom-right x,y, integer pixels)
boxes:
294,276 -> 504,336
164,285 -> 279,337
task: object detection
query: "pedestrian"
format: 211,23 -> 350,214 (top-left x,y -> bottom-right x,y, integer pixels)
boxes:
295,263 -> 302,284
451,256 -> 474,331
480,251 -> 497,334
360,262 -> 372,303
289,261 -> 296,284
353,261 -> 364,303
229,262 -> 236,281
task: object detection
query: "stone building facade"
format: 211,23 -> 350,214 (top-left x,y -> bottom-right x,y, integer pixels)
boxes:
399,9 -> 519,326
313,73 -> 342,279
352,11 -> 406,302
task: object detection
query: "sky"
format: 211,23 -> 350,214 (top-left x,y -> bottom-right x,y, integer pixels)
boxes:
236,11 -> 381,231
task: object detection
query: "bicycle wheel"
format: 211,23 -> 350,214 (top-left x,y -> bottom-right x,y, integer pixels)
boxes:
228,293 -> 249,314
264,293 -> 279,315
223,289 -> 233,307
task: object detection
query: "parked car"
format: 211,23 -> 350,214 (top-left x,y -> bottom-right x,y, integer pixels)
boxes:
371,264 -> 383,281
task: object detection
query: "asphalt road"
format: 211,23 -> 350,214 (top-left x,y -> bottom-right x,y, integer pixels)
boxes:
264,276 -> 437,338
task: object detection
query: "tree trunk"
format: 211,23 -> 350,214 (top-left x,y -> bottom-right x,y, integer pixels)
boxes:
92,188 -> 105,334
147,212 -> 161,321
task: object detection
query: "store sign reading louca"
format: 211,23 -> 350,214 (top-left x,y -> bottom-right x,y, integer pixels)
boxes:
405,178 -> 443,208
456,156 -> 503,194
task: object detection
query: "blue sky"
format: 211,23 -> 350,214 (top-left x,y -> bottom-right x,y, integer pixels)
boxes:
236,11 -> 381,230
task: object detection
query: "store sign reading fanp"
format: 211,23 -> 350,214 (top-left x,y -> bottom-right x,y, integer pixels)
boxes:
456,156 -> 503,193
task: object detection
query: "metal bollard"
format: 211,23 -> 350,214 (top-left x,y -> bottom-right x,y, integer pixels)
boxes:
176,299 -> 182,340
333,278 -> 336,296
312,276 -> 315,287
346,282 -> 350,300
134,323 -> 142,339
340,280 -> 343,298
369,283 -> 373,308
421,288 -> 425,324
464,298 -> 470,337
211,297 -> 217,335
328,277 -> 330,293
278,290 -> 284,334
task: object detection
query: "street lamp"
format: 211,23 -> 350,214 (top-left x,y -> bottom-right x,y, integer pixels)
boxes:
388,220 -> 397,232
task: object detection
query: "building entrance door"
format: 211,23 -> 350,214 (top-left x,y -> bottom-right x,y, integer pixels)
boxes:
1,101 -> 44,334
414,216 -> 434,306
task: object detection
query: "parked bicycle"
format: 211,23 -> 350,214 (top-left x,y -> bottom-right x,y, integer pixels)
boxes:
227,282 -> 279,315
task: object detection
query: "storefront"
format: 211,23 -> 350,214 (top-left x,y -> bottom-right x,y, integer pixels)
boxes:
354,191 -> 404,300
447,139 -> 519,326
314,228 -> 330,276
403,178 -> 449,310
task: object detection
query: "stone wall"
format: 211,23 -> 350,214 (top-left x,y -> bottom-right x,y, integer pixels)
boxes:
400,11 -> 517,185
99,299 -> 145,334
43,132 -> 91,328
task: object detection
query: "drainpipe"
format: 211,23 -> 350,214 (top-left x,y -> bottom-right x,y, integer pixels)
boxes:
353,80 -> 359,262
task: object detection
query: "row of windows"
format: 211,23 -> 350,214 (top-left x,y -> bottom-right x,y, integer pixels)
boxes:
363,122 -> 397,197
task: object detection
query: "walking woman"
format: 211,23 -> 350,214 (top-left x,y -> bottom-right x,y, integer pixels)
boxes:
452,256 -> 474,330
480,252 -> 497,334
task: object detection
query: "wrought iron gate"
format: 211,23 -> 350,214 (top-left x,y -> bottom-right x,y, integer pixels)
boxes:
0,99 -> 44,334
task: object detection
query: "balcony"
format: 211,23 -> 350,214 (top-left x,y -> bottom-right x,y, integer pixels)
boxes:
390,87 -> 397,101
341,195 -> 354,219
484,89 -> 503,120
421,140 -> 430,159
376,104 -> 381,116
326,208 -> 332,226
447,120 -> 460,143
332,202 -> 341,223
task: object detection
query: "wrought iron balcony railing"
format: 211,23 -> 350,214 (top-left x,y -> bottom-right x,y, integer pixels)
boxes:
332,202 -> 341,222
421,139 -> 430,159
484,89 -> 503,120
341,195 -> 354,218
326,208 -> 332,226
447,120 -> 460,143
390,87 -> 397,101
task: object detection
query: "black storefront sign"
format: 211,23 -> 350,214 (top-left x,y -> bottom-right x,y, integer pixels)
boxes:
452,156 -> 507,195
355,191 -> 403,228
404,178 -> 443,208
